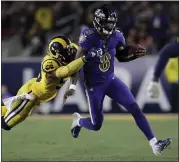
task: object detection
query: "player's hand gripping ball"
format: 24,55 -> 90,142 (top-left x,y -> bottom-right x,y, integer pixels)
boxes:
129,44 -> 146,58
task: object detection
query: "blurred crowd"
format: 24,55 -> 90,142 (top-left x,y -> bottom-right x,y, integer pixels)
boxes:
2,1 -> 179,56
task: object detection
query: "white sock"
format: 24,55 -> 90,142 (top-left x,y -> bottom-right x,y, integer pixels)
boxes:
77,118 -> 81,126
149,137 -> 158,146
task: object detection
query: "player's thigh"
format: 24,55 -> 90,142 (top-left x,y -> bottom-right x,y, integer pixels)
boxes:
16,78 -> 36,95
85,86 -> 105,124
4,99 -> 36,128
106,77 -> 136,106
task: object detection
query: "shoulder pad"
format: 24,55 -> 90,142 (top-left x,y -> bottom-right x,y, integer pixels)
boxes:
115,29 -> 123,35
79,28 -> 95,43
85,29 -> 95,36
42,59 -> 60,73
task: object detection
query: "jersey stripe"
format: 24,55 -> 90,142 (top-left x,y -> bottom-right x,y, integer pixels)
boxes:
85,89 -> 94,125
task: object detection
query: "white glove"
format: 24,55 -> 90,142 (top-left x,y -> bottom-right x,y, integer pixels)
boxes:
147,81 -> 160,98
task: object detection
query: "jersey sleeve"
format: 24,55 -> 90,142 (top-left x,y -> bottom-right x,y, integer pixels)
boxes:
42,59 -> 60,73
78,28 -> 94,50
55,57 -> 85,78
115,30 -> 126,48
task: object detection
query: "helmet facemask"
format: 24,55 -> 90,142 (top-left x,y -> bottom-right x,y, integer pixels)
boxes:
49,37 -> 76,65
93,8 -> 117,36
64,44 -> 76,64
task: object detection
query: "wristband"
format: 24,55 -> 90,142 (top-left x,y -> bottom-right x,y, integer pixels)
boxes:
69,84 -> 76,90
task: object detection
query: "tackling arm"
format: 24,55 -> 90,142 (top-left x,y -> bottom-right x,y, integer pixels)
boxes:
55,57 -> 85,78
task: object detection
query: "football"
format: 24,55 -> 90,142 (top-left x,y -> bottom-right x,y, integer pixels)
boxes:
127,44 -> 139,56
116,44 -> 145,61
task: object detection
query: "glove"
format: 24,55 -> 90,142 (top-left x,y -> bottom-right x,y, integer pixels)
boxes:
82,48 -> 101,62
63,89 -> 75,104
147,81 -> 160,98
63,83 -> 76,104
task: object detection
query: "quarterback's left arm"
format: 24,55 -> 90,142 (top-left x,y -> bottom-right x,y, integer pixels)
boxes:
116,44 -> 146,62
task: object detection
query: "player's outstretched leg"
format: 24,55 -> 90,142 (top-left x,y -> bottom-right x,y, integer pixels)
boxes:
71,86 -> 105,138
106,76 -> 172,155
125,103 -> 172,155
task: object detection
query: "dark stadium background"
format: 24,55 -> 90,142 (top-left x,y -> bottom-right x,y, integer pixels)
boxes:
2,1 -> 178,114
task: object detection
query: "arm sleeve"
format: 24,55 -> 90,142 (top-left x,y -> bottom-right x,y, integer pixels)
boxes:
55,57 -> 85,78
154,41 -> 179,80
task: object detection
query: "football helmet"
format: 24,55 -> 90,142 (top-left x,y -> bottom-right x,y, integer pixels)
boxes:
93,5 -> 117,36
48,36 -> 76,63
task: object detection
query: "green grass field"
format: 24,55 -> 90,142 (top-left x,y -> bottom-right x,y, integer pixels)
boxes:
2,114 -> 178,161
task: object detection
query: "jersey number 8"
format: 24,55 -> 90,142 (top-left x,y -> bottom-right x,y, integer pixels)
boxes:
99,53 -> 111,72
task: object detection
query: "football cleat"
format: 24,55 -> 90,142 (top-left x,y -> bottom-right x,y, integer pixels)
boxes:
71,112 -> 82,138
151,138 -> 172,156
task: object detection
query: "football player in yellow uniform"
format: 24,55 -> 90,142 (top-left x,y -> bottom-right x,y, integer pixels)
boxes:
1,36 -> 97,131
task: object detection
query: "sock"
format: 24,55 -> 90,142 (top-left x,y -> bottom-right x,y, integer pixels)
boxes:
77,118 -> 80,126
149,137 -> 158,146
126,103 -> 155,141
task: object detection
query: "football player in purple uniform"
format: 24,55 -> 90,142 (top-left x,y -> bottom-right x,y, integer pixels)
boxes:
147,38 -> 179,98
64,5 -> 171,155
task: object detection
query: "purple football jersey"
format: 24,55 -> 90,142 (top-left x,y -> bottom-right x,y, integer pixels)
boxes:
79,28 -> 125,86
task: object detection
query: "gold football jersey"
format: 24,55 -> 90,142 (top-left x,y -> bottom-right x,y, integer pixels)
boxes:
31,54 -> 68,102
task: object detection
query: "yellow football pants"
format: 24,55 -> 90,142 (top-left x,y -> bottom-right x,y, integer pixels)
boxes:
2,78 -> 40,128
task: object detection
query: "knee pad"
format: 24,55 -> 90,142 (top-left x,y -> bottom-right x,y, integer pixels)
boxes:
1,117 -> 11,131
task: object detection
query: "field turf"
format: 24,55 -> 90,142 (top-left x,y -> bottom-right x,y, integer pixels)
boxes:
2,114 -> 178,161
